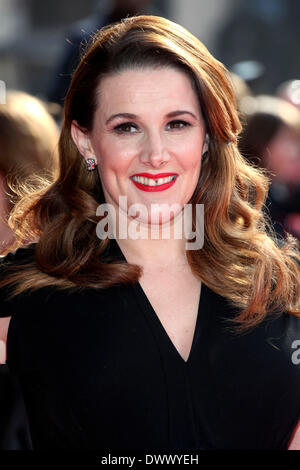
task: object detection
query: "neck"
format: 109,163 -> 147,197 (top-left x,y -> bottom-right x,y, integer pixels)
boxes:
112,208 -> 189,268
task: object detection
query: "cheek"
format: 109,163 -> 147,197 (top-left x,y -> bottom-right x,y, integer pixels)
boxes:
178,140 -> 202,170
95,137 -> 137,174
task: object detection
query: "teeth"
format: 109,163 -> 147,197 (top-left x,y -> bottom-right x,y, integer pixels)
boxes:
132,175 -> 176,186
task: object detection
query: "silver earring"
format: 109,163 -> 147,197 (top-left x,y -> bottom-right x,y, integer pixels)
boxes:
86,158 -> 97,171
202,151 -> 208,161
202,133 -> 210,161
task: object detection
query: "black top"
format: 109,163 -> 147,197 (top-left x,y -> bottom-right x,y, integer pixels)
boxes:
0,239 -> 300,450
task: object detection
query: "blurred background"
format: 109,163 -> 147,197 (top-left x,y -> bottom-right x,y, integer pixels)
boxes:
0,0 -> 300,450
1,0 -> 300,98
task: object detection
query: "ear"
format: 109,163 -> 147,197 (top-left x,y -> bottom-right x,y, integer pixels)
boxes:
71,120 -> 97,162
202,133 -> 210,155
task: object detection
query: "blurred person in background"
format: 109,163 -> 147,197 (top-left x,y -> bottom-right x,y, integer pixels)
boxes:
230,72 -> 253,104
0,91 -> 59,252
48,0 -> 158,104
230,72 -> 253,111
276,79 -> 300,111
239,95 -> 300,240
0,90 -> 59,449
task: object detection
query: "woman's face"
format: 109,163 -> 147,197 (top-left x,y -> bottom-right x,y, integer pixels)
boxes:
72,66 -> 207,224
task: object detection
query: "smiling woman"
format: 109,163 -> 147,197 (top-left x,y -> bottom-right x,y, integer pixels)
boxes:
71,66 -> 207,225
0,15 -> 299,451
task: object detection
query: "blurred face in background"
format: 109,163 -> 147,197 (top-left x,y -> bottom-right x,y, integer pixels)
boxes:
264,124 -> 300,185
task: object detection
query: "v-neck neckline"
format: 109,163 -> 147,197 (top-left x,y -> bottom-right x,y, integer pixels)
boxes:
133,280 -> 204,365
108,237 -> 206,366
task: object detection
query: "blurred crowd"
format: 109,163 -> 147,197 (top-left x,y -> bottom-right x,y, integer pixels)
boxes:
236,78 -> 300,240
0,0 -> 300,451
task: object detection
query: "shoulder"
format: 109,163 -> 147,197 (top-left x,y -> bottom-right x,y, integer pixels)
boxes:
211,286 -> 300,367
0,243 -> 37,318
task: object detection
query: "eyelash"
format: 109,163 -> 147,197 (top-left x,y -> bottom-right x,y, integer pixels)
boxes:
113,120 -> 191,134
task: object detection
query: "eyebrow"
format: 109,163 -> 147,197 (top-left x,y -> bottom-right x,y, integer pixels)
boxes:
105,110 -> 198,125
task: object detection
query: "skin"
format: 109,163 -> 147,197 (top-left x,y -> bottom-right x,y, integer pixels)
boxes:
72,66 -> 208,364
72,66 -> 208,266
2,66 -> 298,449
71,66 -> 300,447
1,66 -> 209,362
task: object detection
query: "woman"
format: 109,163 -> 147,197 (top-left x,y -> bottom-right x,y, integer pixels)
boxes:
0,16 -> 299,450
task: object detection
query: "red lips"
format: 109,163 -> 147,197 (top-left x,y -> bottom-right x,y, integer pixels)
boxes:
131,172 -> 178,179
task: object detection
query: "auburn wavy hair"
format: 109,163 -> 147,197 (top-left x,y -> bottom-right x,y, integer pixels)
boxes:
1,15 -> 299,332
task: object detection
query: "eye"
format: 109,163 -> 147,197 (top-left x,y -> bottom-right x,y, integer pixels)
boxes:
166,120 -> 191,130
113,122 -> 139,134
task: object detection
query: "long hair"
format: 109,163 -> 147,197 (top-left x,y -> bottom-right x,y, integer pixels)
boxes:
1,16 -> 299,332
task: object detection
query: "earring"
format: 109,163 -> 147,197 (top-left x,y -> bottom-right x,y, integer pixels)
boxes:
86,158 -> 97,171
202,133 -> 210,162
202,150 -> 208,161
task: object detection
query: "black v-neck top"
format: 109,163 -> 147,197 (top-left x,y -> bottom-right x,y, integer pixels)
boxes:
0,239 -> 300,450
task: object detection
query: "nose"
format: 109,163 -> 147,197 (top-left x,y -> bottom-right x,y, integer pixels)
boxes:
139,130 -> 170,168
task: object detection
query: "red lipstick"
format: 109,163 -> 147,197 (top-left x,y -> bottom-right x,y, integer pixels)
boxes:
131,173 -> 178,179
130,172 -> 178,192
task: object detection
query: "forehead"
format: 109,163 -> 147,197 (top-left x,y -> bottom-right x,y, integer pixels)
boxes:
95,67 -> 200,113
